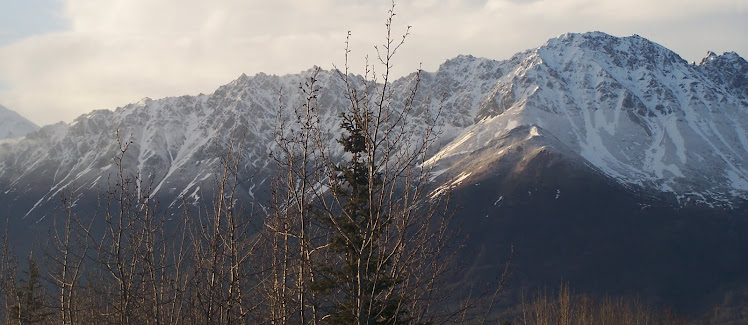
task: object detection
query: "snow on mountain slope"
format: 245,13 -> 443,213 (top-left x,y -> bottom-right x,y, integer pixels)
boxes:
0,32 -> 746,221
0,68 -> 446,219
0,105 -> 39,140
699,50 -> 748,101
427,32 -> 748,206
0,71 -> 348,218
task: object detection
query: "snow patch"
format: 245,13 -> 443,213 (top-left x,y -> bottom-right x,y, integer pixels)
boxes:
429,172 -> 472,199
726,170 -> 748,191
529,126 -> 540,137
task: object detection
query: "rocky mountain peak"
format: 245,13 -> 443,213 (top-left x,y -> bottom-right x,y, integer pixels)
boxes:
698,50 -> 748,99
538,32 -> 688,73
0,32 -> 745,222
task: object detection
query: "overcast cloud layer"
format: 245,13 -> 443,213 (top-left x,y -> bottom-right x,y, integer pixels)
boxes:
0,0 -> 746,126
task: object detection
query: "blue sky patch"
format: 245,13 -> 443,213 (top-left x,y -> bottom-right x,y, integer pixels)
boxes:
0,0 -> 67,46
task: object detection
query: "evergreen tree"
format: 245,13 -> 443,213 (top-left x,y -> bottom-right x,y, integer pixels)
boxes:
268,2 -> 495,324
313,108 -> 409,325
14,253 -> 50,324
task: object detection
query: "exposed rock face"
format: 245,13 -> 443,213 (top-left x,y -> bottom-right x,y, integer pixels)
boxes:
1,32 -> 747,318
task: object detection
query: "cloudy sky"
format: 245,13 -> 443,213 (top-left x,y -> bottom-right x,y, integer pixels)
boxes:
0,0 -> 746,126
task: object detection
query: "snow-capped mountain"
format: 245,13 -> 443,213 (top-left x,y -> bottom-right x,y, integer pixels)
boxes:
425,32 -> 748,207
0,105 -> 39,140
1,31 -> 748,319
0,31 -> 746,221
0,70 -> 355,219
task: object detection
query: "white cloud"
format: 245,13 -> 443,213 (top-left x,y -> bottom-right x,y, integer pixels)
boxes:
0,0 -> 745,126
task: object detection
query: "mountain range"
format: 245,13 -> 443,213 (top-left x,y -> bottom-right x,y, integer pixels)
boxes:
1,31 -> 747,319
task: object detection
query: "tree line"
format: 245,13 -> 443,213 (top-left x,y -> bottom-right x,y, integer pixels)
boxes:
0,3 -> 506,324
2,2 -> 698,323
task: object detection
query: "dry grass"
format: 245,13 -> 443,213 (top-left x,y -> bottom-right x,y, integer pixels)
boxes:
515,284 -> 691,325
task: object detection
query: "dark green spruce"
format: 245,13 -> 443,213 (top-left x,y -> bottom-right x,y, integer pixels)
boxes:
312,108 -> 410,325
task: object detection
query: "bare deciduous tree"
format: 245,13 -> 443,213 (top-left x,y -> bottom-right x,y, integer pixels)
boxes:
263,2 -> 501,324
1,3 -> 510,325
183,131 -> 262,324
42,191 -> 93,325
